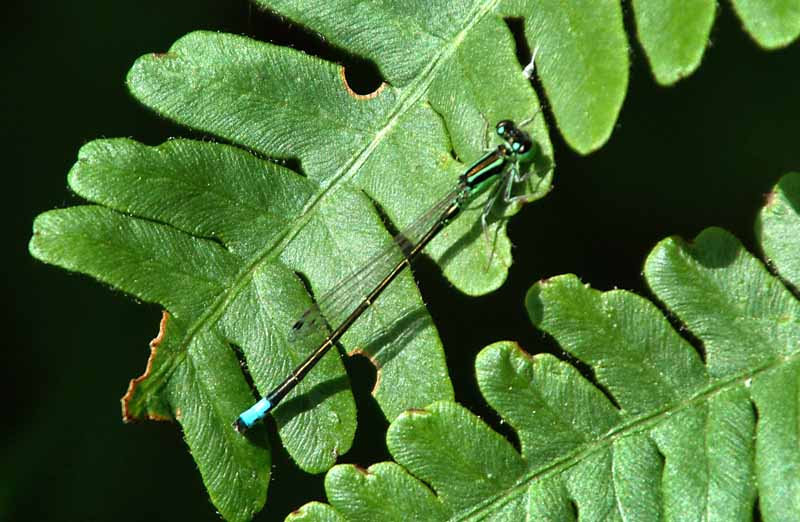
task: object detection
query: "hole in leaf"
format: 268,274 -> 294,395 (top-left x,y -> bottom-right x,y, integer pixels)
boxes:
347,350 -> 378,394
247,6 -> 384,96
341,64 -> 385,98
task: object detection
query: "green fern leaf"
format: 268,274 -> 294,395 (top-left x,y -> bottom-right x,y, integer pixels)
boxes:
632,0 -> 717,84
730,0 -> 800,49
293,172 -> 800,521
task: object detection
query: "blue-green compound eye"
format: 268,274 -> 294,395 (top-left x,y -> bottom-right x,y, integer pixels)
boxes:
512,141 -> 521,151
495,119 -> 514,137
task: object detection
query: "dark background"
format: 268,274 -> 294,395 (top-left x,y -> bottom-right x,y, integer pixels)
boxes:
4,1 -> 798,521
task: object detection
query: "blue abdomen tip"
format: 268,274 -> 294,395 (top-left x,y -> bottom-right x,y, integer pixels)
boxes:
234,397 -> 272,433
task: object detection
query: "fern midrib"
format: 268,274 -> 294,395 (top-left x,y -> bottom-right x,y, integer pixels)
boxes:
452,350 -> 799,521
274,0 -> 503,249
164,0 -> 504,411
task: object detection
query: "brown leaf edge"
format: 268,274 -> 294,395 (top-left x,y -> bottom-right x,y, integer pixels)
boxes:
120,310 -> 172,422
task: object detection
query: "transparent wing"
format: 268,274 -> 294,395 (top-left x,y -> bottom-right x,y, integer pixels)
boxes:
290,184 -> 464,339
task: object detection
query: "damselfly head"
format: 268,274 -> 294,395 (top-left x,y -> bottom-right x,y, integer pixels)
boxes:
496,121 -> 533,161
495,119 -> 515,139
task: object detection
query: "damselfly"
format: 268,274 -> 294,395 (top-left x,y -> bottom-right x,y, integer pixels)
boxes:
234,119 -> 539,433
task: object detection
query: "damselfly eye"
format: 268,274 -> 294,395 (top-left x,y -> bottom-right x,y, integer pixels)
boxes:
495,119 -> 515,138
